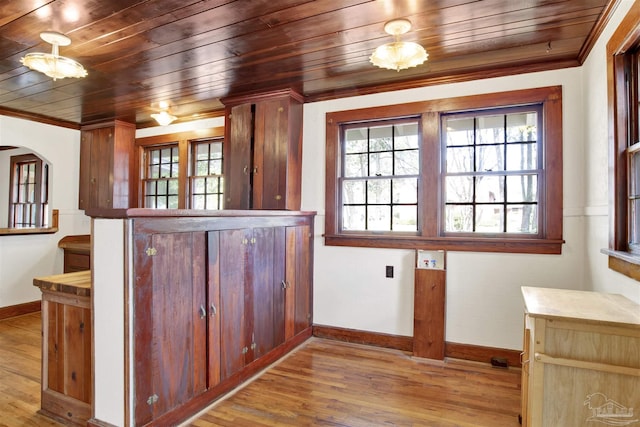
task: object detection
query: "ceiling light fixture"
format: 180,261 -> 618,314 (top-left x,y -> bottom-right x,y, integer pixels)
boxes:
20,31 -> 87,81
151,110 -> 177,126
370,19 -> 428,72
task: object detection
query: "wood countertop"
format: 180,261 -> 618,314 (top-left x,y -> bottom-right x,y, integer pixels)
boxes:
521,286 -> 640,329
58,234 -> 91,253
33,270 -> 91,297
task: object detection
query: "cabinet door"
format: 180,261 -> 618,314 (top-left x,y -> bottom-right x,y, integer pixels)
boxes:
134,232 -> 207,425
224,104 -> 254,209
207,231 -> 222,388
219,228 -> 249,380
253,98 -> 288,210
286,225 -> 312,336
79,127 -> 113,210
249,227 -> 286,359
79,121 -> 134,210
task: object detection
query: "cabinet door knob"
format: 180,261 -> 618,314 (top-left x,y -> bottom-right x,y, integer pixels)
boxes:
199,305 -> 206,319
210,304 -> 217,316
243,165 -> 249,175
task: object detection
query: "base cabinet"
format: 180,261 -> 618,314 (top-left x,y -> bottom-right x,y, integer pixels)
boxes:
521,287 -> 640,427
33,271 -> 92,426
131,213 -> 314,426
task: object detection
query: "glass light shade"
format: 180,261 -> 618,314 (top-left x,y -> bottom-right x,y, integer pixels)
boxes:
151,111 -> 177,126
370,41 -> 428,71
20,53 -> 87,80
20,31 -> 87,81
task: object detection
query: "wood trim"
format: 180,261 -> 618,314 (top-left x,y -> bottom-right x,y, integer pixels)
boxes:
605,0 -> 640,281
0,106 -> 80,129
0,301 -> 41,320
324,86 -> 564,255
445,342 -> 522,368
312,325 -> 413,352
413,268 -> 446,360
608,255 -> 640,281
312,325 -> 522,367
221,88 -> 305,107
307,60 -> 579,104
577,0 -> 623,63
136,110 -> 226,129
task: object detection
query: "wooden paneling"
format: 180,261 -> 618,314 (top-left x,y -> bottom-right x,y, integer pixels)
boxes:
0,1 -> 615,126
413,268 -> 446,360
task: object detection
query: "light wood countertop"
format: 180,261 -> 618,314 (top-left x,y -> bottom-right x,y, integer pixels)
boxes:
521,286 -> 640,329
33,270 -> 91,297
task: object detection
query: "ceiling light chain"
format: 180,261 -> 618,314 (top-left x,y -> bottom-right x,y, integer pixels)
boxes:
20,31 -> 87,81
370,18 -> 428,72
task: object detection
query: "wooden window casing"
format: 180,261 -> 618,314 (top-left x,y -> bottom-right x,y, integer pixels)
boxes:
8,153 -> 48,228
325,86 -> 563,254
605,1 -> 640,280
135,127 -> 224,209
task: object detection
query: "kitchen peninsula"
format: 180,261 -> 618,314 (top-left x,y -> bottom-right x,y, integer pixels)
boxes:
87,209 -> 314,427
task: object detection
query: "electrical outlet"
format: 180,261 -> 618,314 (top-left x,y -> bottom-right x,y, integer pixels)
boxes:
385,265 -> 394,278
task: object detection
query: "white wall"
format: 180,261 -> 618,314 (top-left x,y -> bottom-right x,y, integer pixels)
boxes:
303,68 -> 591,351
0,116 -> 89,308
582,0 -> 640,304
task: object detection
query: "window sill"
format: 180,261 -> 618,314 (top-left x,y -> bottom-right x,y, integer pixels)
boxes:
601,249 -> 640,282
325,234 -> 564,254
0,227 -> 58,236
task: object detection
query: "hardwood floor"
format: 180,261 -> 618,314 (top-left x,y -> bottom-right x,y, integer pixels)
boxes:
0,312 -> 62,427
185,338 -> 522,427
0,313 -> 522,427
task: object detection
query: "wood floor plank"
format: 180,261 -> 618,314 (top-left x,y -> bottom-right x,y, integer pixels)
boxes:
183,338 -> 522,427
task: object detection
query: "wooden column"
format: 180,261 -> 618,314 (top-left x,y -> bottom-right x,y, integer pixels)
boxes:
413,266 -> 446,360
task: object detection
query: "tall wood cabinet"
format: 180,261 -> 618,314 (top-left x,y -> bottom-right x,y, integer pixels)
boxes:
521,286 -> 640,427
222,89 -> 304,210
79,120 -> 135,210
130,212 -> 314,426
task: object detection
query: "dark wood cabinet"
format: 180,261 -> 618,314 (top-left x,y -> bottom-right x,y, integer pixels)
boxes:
133,231 -> 209,425
222,89 -> 303,210
130,212 -> 314,426
79,120 -> 135,210
217,226 -> 285,379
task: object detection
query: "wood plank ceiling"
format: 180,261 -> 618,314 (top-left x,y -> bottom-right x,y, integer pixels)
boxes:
0,0 -> 617,128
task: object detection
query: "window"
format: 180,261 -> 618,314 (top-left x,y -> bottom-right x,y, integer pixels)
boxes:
605,1 -> 640,280
190,140 -> 224,210
341,119 -> 419,232
143,144 -> 180,209
325,86 -> 563,254
442,106 -> 541,235
9,153 -> 49,228
135,128 -> 225,209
